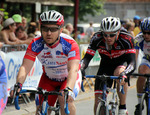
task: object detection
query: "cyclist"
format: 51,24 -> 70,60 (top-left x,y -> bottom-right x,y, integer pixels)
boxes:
10,10 -> 81,115
0,55 -> 7,114
134,17 -> 150,115
81,16 -> 136,115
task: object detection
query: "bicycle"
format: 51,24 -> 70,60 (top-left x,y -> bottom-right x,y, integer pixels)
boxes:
81,74 -> 124,115
12,87 -> 70,115
131,73 -> 150,115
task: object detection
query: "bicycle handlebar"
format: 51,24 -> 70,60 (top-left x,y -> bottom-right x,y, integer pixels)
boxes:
81,75 -> 124,94
13,88 -> 62,110
130,73 -> 150,77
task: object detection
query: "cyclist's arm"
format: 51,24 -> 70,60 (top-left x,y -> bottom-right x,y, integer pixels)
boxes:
123,52 -> 136,75
81,33 -> 99,70
16,58 -> 34,84
66,59 -> 80,90
81,53 -> 94,70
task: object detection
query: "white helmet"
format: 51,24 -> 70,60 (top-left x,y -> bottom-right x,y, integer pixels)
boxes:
100,17 -> 121,32
39,10 -> 64,26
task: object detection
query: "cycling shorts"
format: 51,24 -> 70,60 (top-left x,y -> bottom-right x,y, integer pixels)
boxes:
35,70 -> 82,106
140,58 -> 150,68
0,82 -> 7,114
95,64 -> 129,95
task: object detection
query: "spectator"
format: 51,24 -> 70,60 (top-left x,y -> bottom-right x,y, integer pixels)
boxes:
65,23 -> 74,36
34,21 -> 41,36
22,17 -> 27,31
15,26 -> 28,40
62,28 -> 69,35
0,11 -> 4,31
0,18 -> 33,46
125,20 -> 135,38
133,15 -> 142,36
86,21 -> 94,42
0,18 -> 21,45
27,22 -> 36,38
0,11 -> 4,48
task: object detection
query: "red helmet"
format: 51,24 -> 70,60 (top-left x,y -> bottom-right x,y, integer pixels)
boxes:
39,10 -> 64,27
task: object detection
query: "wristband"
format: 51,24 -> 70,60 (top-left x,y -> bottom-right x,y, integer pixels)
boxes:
122,75 -> 127,79
15,82 -> 22,89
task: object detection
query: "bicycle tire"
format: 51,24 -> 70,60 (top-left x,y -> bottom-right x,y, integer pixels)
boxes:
139,93 -> 146,115
145,93 -> 150,115
110,104 -> 118,115
96,102 -> 107,115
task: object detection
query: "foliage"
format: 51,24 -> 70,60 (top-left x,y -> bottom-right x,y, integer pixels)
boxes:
64,0 -> 105,22
2,0 -> 105,22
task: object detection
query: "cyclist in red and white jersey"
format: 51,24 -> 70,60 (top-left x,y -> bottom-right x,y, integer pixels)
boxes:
134,17 -> 150,115
10,10 -> 81,115
81,17 -> 136,115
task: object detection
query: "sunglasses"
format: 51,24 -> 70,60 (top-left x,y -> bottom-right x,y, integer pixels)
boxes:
42,26 -> 60,32
103,32 -> 117,38
143,31 -> 150,35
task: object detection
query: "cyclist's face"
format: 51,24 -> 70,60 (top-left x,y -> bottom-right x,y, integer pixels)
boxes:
143,31 -> 150,42
41,24 -> 62,44
103,31 -> 119,46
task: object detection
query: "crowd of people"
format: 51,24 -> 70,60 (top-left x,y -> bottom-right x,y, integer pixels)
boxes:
0,8 -> 150,115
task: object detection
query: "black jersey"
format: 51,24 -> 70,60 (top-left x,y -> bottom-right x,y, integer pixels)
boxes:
81,30 -> 136,76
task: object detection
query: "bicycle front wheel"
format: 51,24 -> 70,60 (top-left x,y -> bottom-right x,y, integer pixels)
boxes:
96,102 -> 107,115
139,93 -> 146,115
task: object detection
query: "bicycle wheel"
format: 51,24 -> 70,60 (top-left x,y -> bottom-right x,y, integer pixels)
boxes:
145,93 -> 150,115
96,102 -> 107,115
139,93 -> 146,115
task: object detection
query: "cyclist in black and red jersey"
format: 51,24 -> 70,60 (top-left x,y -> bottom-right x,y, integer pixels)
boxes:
81,16 -> 136,115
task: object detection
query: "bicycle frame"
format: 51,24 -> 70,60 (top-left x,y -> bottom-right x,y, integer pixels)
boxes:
82,75 -> 123,115
97,75 -> 122,115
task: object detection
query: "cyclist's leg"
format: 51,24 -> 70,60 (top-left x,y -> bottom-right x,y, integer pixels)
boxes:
114,65 -> 128,114
0,82 -> 7,114
58,70 -> 82,115
135,59 -> 150,114
94,77 -> 112,115
137,64 -> 149,101
94,65 -> 113,115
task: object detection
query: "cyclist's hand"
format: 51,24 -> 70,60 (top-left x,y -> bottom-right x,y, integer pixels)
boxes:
10,82 -> 22,98
81,69 -> 86,80
119,72 -> 127,85
63,87 -> 74,102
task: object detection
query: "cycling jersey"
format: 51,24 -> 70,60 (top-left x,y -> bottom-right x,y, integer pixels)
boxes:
0,55 -> 7,114
134,32 -> 150,61
24,33 -> 80,82
82,30 -> 136,75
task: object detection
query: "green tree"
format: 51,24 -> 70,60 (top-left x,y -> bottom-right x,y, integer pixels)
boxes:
64,0 -> 105,22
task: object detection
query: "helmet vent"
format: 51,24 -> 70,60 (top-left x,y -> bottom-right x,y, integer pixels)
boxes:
56,15 -> 60,19
52,13 -> 56,18
107,22 -> 110,30
48,12 -> 51,19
